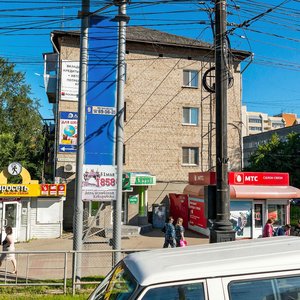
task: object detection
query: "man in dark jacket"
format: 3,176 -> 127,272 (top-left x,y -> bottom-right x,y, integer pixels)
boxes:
163,216 -> 176,248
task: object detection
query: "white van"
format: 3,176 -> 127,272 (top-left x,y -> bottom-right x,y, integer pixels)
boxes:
88,236 -> 300,299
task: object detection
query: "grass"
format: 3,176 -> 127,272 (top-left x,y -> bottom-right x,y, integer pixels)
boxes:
0,276 -> 104,299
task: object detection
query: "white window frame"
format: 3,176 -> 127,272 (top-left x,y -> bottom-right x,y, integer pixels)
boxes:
183,70 -> 199,88
182,147 -> 199,165
182,107 -> 199,126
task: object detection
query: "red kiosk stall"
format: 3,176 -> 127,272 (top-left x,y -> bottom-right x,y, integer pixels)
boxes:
170,172 -> 300,239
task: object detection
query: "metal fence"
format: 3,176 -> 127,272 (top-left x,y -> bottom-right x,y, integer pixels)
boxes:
0,249 -> 147,295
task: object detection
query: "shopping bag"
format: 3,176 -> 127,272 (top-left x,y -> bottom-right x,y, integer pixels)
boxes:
180,240 -> 187,247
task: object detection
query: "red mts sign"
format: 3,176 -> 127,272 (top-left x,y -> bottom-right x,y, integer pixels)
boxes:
228,172 -> 289,186
188,172 -> 216,185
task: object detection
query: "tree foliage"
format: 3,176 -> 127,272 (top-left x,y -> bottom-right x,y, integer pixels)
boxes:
0,58 -> 45,181
245,132 -> 300,187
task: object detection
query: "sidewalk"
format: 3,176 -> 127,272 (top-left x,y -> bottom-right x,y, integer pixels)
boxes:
4,228 -> 209,280
15,228 -> 209,251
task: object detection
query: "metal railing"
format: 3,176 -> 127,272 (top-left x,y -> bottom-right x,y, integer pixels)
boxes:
0,249 -> 148,295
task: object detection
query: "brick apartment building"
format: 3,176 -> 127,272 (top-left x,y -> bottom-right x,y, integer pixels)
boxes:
44,26 -> 250,229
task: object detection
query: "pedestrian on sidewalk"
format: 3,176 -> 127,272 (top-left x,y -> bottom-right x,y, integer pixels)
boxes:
262,218 -> 274,238
0,226 -> 17,274
274,224 -> 291,236
175,217 -> 185,247
163,216 -> 176,248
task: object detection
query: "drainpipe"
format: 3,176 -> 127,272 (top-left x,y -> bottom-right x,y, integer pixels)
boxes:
50,33 -> 60,183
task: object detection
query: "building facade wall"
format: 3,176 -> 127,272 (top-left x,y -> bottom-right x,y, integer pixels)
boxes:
51,33 -> 244,228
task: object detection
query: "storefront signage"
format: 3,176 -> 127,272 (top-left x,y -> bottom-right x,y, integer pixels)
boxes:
188,172 -> 289,186
130,174 -> 156,186
59,112 -> 78,153
129,195 -> 138,204
122,173 -> 132,191
0,184 -> 40,197
189,172 -> 216,185
228,172 -> 289,186
82,165 -> 117,201
8,162 -> 22,176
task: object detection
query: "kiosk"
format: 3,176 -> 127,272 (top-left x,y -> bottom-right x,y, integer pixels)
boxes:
170,172 -> 300,239
0,163 -> 66,242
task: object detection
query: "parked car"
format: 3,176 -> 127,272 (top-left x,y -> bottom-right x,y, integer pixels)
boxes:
88,236 -> 300,299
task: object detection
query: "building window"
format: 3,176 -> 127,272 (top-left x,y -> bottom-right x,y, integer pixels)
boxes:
182,147 -> 199,165
183,70 -> 198,88
268,204 -> 286,226
183,107 -> 199,125
248,118 -> 262,124
272,122 -> 284,128
249,126 -> 262,131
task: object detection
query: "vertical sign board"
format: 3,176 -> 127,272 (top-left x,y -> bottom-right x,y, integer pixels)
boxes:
59,112 -> 78,153
60,60 -> 80,101
82,16 -> 118,201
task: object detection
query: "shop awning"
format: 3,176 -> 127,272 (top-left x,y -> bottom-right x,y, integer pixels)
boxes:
183,184 -> 300,199
231,185 -> 300,199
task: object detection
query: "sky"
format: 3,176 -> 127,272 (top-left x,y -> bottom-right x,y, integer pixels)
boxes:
0,0 -> 299,120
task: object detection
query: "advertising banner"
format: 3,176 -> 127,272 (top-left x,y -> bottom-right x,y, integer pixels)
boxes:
230,201 -> 252,239
60,60 -> 80,101
188,197 -> 207,229
82,165 -> 117,201
85,16 -> 118,166
59,112 -> 78,153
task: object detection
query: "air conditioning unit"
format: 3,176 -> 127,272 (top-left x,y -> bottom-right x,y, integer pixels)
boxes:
64,163 -> 76,173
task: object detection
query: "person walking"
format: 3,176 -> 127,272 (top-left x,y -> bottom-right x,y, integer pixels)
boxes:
292,220 -> 300,236
175,217 -> 185,247
262,218 -> 274,238
0,226 -> 17,274
274,224 -> 291,236
163,216 -> 176,248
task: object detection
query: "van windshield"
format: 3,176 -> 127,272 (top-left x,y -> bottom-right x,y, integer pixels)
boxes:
90,263 -> 137,300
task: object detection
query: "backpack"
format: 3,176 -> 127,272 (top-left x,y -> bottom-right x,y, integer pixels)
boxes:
161,225 -> 166,233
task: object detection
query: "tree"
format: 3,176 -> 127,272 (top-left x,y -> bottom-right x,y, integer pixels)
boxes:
245,132 -> 300,187
0,58 -> 45,182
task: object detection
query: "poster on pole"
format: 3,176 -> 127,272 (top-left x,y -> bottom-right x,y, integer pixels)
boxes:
82,165 -> 117,201
58,112 -> 78,153
60,60 -> 79,101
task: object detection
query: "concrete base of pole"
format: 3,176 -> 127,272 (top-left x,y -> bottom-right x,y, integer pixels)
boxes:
209,228 -> 236,243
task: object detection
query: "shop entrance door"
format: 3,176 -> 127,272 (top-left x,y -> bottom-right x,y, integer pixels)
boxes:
1,202 -> 19,242
253,202 -> 264,238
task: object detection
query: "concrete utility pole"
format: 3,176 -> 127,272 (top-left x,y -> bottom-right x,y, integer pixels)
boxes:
73,0 -> 90,284
112,0 -> 129,266
209,0 -> 235,243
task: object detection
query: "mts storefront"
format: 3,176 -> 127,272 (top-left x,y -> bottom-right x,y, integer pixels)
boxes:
170,172 -> 300,239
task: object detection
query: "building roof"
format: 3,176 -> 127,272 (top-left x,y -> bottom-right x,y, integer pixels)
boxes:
124,237 -> 300,286
51,26 -> 251,61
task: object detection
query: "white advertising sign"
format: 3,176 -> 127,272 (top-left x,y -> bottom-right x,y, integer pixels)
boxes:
82,165 -> 117,201
60,60 -> 79,101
